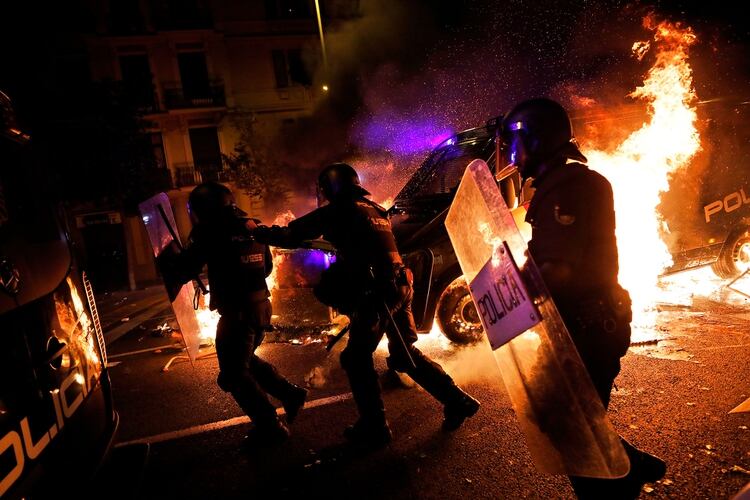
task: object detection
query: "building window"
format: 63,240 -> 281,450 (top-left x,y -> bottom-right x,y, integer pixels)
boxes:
178,52 -> 211,100
272,50 -> 289,88
119,54 -> 155,111
272,49 -> 313,88
188,127 -> 222,180
151,133 -> 167,169
264,0 -> 312,20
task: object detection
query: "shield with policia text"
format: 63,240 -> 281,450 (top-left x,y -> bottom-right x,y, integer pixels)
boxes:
445,159 -> 629,478
138,193 -> 201,364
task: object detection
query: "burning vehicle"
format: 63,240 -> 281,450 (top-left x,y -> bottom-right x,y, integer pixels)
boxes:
0,91 -> 117,499
389,97 -> 750,344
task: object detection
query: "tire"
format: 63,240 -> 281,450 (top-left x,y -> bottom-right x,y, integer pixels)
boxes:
711,227 -> 750,279
435,278 -> 484,344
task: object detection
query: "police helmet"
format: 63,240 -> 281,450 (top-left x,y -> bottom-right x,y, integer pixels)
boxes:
317,162 -> 370,202
501,98 -> 586,180
188,181 -> 245,224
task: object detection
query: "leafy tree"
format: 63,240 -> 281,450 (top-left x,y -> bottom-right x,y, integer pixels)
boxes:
221,112 -> 291,213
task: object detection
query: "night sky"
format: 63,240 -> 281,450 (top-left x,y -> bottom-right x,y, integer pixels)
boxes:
269,0 -> 750,198
1,1 -> 748,201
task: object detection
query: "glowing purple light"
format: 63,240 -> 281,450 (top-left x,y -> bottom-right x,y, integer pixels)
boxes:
302,249 -> 333,271
355,116 -> 454,155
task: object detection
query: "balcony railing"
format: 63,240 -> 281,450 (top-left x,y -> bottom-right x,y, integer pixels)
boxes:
173,163 -> 231,187
174,164 -> 203,187
162,81 -> 225,110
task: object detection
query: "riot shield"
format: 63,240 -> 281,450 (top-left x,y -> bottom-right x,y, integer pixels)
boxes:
138,193 -> 201,364
445,159 -> 629,478
730,397 -> 750,414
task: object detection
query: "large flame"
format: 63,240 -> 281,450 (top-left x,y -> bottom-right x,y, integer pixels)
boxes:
584,17 -> 700,338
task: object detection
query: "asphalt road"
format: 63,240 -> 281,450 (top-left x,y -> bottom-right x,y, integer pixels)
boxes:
100,284 -> 750,499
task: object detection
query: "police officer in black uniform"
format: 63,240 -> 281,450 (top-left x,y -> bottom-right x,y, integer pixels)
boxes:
253,163 -> 480,448
501,98 -> 666,498
163,181 -> 307,447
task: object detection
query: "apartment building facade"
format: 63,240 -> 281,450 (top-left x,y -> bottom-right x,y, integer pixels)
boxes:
77,0 -> 346,290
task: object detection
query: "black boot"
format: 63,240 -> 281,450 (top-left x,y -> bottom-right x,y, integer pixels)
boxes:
282,385 -> 308,424
622,439 -> 667,483
443,393 -> 480,431
344,419 -> 393,449
242,419 -> 290,449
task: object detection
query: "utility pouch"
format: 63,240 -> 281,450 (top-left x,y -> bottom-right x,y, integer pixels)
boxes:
314,261 -> 359,314
570,284 -> 632,360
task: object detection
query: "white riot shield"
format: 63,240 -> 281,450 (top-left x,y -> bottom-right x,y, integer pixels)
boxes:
445,159 -> 629,478
138,193 -> 201,364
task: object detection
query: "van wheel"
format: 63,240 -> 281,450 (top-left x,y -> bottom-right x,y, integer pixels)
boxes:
711,227 -> 750,279
436,278 -> 484,344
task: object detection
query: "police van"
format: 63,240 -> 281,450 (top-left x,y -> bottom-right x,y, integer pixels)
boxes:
0,92 -> 118,499
389,98 -> 750,343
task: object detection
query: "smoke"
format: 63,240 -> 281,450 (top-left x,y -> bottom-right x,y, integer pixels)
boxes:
272,1 -> 750,258
436,341 -> 502,387
274,1 -> 660,200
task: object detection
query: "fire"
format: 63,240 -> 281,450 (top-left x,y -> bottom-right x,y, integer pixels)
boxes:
266,210 -> 297,300
196,306 -> 221,345
584,17 -> 700,339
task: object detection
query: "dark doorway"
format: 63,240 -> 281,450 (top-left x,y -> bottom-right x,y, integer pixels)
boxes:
189,127 -> 222,180
81,222 -> 129,292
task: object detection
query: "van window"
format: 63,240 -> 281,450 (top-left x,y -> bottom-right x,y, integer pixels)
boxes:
396,137 -> 494,201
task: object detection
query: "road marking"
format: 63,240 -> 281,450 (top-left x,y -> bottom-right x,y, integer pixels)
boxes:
115,392 -> 353,447
108,344 -> 184,360
692,343 -> 750,351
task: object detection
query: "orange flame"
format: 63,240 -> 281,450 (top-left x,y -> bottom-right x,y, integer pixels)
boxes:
196,306 -> 221,344
266,210 -> 297,301
585,17 -> 700,338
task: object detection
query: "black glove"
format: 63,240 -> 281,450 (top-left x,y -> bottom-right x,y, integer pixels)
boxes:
251,224 -> 275,244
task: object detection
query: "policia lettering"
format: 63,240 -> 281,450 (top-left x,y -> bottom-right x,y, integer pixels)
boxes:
0,365 -> 96,496
704,187 -> 750,223
476,272 -> 528,326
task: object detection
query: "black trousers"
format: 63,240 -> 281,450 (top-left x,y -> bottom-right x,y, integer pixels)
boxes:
339,283 -> 464,425
564,317 -> 649,500
215,299 -> 297,428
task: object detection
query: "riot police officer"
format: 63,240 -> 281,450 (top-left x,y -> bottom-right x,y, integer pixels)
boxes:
163,181 -> 307,447
501,98 -> 666,498
253,163 -> 480,448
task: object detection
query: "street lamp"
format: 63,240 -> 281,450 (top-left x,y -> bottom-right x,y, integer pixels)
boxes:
314,0 -> 329,91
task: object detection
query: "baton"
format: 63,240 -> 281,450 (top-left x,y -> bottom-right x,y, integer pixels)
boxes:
368,268 -> 416,371
157,204 -> 209,295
